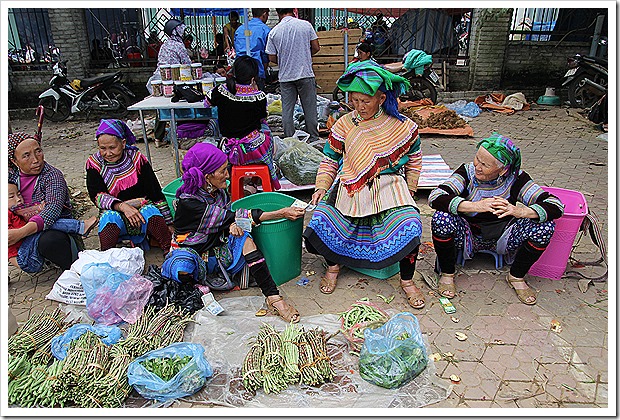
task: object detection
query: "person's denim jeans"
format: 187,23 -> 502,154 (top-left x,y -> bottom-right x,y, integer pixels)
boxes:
279,77 -> 319,141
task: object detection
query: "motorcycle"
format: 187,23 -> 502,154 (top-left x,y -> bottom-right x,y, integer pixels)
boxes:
333,62 -> 440,104
562,53 -> 607,109
38,60 -> 135,122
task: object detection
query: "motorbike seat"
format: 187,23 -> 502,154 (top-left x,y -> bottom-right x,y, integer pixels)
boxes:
78,72 -> 119,88
583,55 -> 608,67
384,62 -> 404,73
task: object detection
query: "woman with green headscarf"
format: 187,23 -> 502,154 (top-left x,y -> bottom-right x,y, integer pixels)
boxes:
429,133 -> 564,305
303,61 -> 426,309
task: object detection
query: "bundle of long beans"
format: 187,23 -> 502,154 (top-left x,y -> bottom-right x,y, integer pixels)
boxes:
111,304 -> 193,359
8,364 -> 49,407
32,360 -> 65,408
87,352 -> 133,408
8,353 -> 31,384
241,342 -> 263,392
259,324 -> 287,394
306,329 -> 335,382
30,337 -> 54,367
280,323 -> 301,383
8,308 -> 66,356
298,331 -> 323,386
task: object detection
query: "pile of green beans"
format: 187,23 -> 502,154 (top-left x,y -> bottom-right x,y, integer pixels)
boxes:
8,308 -> 66,356
241,323 -> 335,394
339,301 -> 388,352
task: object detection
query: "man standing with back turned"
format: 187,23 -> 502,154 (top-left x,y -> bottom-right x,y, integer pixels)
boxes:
265,8 -> 321,142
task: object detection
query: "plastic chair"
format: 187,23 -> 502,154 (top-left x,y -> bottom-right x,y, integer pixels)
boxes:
230,164 -> 273,202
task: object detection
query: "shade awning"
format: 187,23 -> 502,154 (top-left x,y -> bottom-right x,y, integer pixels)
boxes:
170,8 -> 244,17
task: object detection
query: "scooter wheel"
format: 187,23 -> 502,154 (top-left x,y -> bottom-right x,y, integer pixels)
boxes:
39,97 -> 71,122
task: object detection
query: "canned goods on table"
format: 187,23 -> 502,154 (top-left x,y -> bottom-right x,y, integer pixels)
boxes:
160,64 -> 172,81
151,80 -> 163,97
162,80 -> 174,97
191,63 -> 203,80
180,64 -> 192,81
201,79 -> 214,95
171,64 -> 181,81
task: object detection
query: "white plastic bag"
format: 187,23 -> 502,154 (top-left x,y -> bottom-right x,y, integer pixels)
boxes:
46,248 -> 145,305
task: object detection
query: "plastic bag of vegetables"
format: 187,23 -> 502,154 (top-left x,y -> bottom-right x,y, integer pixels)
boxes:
127,342 -> 213,401
277,138 -> 324,186
359,312 -> 428,389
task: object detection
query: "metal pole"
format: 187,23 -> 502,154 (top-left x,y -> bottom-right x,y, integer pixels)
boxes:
138,110 -> 151,164
590,14 -> 605,57
244,8 -> 251,57
170,110 -> 181,178
344,8 -> 349,103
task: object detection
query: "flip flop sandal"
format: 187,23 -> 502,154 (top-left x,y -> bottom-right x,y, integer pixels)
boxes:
506,273 -> 537,305
437,272 -> 457,299
266,296 -> 300,323
82,218 -> 99,238
400,280 -> 425,309
320,266 -> 340,294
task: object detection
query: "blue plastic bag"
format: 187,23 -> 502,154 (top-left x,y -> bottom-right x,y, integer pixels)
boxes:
126,342 -> 212,401
51,324 -> 123,360
359,312 -> 428,389
445,100 -> 481,118
80,262 -> 132,325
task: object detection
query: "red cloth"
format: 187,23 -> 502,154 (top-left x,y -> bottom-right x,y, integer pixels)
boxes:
8,210 -> 26,259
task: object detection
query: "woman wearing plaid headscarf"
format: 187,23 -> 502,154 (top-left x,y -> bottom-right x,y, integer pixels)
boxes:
303,61 -> 426,309
429,133 -> 565,305
86,119 -> 172,254
8,133 -> 83,272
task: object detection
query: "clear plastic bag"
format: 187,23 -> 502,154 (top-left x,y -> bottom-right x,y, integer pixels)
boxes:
110,274 -> 154,324
359,312 -> 428,389
277,138 -> 324,186
127,342 -> 213,402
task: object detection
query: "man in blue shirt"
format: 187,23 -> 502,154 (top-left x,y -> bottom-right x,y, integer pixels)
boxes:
234,8 -> 271,90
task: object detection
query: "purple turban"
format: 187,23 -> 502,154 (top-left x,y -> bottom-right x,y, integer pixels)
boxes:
177,143 -> 227,197
96,119 -> 137,148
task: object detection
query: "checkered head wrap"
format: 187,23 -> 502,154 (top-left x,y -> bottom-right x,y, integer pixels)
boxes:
9,132 -> 40,171
477,133 -> 522,175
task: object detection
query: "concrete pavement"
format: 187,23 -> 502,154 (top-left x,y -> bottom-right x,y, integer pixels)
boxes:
7,104 -> 610,409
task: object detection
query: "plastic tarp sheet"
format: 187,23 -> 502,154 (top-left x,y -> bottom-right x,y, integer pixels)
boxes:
171,296 -> 452,408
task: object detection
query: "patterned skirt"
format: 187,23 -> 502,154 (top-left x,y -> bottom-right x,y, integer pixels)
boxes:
303,200 -> 423,269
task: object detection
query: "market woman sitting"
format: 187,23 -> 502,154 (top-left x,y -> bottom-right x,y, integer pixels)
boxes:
8,133 -> 85,272
303,62 -> 426,309
86,119 -> 173,253
172,143 -> 305,322
429,134 -> 564,305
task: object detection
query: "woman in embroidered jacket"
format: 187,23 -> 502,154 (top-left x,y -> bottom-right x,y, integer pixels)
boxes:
86,119 -> 172,253
8,133 -> 84,272
429,134 -> 564,305
205,55 -> 280,190
173,143 -> 305,322
303,62 -> 426,309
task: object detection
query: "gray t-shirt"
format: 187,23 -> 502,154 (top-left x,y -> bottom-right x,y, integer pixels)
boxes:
265,16 -> 318,83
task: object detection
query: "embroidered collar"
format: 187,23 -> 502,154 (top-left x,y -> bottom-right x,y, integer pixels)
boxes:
352,107 -> 384,125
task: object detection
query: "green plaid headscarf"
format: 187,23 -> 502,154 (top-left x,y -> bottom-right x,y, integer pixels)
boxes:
336,61 -> 410,96
477,133 -> 522,175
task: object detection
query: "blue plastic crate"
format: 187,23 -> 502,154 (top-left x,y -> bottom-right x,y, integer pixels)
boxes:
158,107 -> 214,121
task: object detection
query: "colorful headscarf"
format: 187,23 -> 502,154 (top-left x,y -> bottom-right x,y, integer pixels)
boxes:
96,119 -> 137,148
336,61 -> 410,122
337,61 -> 410,96
177,142 -> 228,197
9,132 -> 40,171
477,133 -> 522,175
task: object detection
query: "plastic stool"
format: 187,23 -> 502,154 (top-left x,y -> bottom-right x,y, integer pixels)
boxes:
230,164 -> 273,202
458,249 -> 504,270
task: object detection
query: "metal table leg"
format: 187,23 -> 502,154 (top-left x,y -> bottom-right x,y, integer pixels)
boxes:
170,110 -> 181,178
138,110 -> 151,164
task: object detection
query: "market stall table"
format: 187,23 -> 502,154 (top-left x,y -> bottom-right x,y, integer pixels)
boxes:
128,96 -> 217,177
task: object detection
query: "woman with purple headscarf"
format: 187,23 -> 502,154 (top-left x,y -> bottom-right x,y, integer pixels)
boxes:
172,143 -> 305,323
429,133 -> 564,305
86,119 -> 172,253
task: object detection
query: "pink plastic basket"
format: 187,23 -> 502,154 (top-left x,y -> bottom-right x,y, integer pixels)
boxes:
528,187 -> 588,280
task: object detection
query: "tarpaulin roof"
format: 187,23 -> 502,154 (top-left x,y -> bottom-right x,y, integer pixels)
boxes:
170,8 -> 244,17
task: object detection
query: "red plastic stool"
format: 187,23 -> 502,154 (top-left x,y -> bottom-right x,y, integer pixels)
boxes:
230,164 -> 273,201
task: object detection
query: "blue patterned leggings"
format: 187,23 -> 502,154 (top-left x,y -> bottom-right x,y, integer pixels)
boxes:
431,211 -> 555,253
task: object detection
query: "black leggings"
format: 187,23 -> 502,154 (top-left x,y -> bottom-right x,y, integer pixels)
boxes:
37,230 -> 78,270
